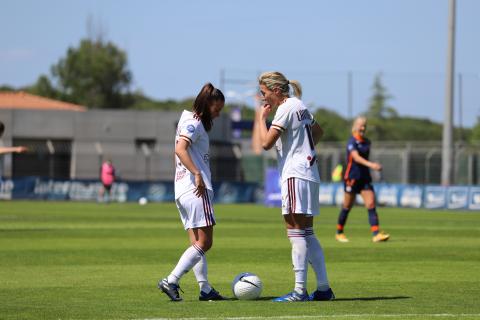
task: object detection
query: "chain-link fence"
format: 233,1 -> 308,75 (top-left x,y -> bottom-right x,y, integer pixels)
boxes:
239,140 -> 480,186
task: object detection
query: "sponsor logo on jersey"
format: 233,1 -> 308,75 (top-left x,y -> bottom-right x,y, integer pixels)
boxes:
176,169 -> 187,181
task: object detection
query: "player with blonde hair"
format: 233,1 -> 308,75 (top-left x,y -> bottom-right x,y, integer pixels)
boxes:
335,116 -> 390,243
256,71 -> 334,302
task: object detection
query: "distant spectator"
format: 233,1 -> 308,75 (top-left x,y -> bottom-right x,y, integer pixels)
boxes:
99,159 -> 115,203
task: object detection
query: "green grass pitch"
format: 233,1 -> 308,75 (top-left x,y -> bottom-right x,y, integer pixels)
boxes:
1,201 -> 480,320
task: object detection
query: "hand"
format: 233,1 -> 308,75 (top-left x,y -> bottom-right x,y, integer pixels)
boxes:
16,146 -> 28,153
260,104 -> 272,120
371,162 -> 382,171
193,172 -> 206,198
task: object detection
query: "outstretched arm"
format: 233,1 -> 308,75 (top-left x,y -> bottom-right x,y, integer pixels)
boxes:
0,146 -> 27,155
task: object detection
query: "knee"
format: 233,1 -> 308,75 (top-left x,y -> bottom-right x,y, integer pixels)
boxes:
195,239 -> 213,252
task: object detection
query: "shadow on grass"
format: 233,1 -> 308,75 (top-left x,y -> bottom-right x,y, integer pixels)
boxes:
334,296 -> 411,302
226,296 -> 411,302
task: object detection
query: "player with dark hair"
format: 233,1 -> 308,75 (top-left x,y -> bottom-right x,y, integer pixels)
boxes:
158,83 -> 226,302
335,116 -> 390,243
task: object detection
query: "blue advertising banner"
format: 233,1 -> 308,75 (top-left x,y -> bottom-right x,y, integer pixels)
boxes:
262,168 -> 479,210
376,184 -> 400,207
399,185 -> 423,208
0,177 -> 261,204
319,183 -> 337,206
424,186 -> 447,209
447,187 -> 469,210
468,187 -> 480,210
264,168 -> 282,207
1,172 -> 479,211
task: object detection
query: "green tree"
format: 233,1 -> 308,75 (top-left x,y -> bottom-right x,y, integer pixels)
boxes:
365,73 -> 398,119
51,39 -> 132,108
27,75 -> 60,99
470,117 -> 480,142
313,108 -> 350,141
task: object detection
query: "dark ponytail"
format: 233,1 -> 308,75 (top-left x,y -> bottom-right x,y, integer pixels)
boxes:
192,83 -> 225,132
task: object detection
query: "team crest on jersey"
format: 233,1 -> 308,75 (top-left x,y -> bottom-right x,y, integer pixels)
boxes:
186,124 -> 195,133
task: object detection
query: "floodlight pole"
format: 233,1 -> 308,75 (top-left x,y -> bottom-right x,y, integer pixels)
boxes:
442,0 -> 456,186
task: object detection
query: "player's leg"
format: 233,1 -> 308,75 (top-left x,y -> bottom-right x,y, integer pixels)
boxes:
336,184 -> 356,242
159,190 -> 221,301
188,226 -> 222,300
305,217 -> 335,301
277,212 -> 310,301
98,185 -> 105,203
360,188 -> 389,242
106,185 -> 112,203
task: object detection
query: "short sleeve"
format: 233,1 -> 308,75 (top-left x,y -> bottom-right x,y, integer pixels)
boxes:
271,106 -> 290,133
347,139 -> 358,152
178,120 -> 201,144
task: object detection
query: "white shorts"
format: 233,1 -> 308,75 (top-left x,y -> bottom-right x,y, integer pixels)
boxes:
281,177 -> 320,216
175,189 -> 216,230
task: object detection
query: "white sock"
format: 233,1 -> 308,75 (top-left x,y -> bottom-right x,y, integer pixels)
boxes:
288,229 -> 308,295
305,227 -> 330,291
193,254 -> 212,293
167,244 -> 204,284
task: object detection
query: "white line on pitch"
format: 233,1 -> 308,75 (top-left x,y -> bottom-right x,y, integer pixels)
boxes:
140,313 -> 480,320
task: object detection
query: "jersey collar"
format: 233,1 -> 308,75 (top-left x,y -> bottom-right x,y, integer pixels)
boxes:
353,133 -> 365,142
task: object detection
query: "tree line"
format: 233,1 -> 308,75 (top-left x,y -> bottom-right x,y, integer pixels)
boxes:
1,38 -> 478,142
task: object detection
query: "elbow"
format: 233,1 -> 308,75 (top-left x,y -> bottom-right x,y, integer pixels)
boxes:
174,147 -> 184,158
262,142 -> 272,150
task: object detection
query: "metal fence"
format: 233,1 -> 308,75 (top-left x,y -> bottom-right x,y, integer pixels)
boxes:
239,140 -> 480,186
5,136 -> 480,186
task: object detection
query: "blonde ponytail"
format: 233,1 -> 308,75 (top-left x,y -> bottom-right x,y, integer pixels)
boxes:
288,79 -> 302,99
258,71 -> 302,99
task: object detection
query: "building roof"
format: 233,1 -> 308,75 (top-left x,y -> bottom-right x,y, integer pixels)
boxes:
0,91 -> 86,112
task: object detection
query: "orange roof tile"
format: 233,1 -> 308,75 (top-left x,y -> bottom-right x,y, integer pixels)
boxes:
0,91 -> 86,112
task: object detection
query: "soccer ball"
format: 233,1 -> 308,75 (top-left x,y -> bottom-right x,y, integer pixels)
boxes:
138,197 -> 148,205
232,272 -> 262,300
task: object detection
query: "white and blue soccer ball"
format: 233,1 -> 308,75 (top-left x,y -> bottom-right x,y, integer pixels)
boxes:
232,272 -> 263,300
138,197 -> 148,205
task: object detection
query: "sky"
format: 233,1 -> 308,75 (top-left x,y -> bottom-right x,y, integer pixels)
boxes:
1,0 -> 479,127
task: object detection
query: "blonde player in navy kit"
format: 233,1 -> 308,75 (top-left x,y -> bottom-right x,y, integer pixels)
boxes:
158,83 -> 226,302
256,71 -> 334,302
335,117 -> 390,243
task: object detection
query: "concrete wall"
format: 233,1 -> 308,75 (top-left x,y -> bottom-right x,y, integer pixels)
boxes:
0,109 -> 232,181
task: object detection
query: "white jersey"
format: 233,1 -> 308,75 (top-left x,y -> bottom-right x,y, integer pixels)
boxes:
271,97 -> 320,183
174,110 -> 212,199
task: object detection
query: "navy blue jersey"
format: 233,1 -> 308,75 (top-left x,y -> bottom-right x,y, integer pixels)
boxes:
344,135 -> 371,182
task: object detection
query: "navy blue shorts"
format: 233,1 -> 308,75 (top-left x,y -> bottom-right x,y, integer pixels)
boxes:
344,178 -> 374,194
